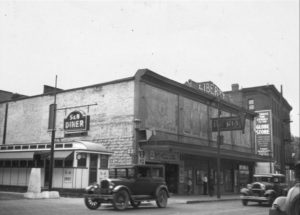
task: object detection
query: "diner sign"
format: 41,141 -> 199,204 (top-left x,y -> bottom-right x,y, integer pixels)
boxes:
64,110 -> 89,132
185,80 -> 225,99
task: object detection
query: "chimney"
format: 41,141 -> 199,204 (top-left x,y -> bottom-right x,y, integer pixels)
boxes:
231,83 -> 239,92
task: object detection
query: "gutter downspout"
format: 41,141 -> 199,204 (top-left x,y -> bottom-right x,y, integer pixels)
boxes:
2,103 -> 8,145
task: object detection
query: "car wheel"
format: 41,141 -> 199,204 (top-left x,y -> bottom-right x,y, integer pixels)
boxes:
84,197 -> 101,210
112,190 -> 129,211
130,200 -> 141,208
267,195 -> 275,206
156,189 -> 168,208
242,199 -> 248,206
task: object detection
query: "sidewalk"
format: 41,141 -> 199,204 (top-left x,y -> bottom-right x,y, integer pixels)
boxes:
169,194 -> 240,204
0,191 -> 240,204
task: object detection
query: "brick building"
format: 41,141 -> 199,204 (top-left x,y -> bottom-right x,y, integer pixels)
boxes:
0,69 -> 267,194
224,84 -> 293,175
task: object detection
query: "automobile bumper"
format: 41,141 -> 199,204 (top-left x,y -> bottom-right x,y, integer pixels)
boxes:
269,208 -> 287,215
84,194 -> 114,201
240,195 -> 269,202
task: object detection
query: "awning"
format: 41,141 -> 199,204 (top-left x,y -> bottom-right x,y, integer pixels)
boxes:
0,152 -> 34,160
54,151 -> 73,159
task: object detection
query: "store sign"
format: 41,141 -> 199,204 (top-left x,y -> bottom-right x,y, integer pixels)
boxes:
255,110 -> 272,157
147,150 -> 179,163
64,111 -> 89,132
211,116 -> 244,132
185,80 -> 225,99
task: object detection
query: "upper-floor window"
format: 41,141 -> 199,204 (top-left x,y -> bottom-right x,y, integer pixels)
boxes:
248,99 -> 255,110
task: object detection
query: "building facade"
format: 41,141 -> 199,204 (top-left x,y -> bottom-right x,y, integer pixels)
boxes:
225,84 -> 293,176
0,69 -> 267,194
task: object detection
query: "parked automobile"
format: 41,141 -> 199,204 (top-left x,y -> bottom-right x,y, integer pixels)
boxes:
269,162 -> 300,215
83,164 -> 169,211
240,173 -> 288,206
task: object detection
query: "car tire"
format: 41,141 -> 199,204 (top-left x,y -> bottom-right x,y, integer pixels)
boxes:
84,197 -> 101,210
242,199 -> 248,206
112,190 -> 129,211
267,195 -> 276,206
156,189 -> 168,208
130,200 -> 141,208
241,194 -> 248,206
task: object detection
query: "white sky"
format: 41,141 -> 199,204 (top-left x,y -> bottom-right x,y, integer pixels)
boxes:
0,0 -> 299,136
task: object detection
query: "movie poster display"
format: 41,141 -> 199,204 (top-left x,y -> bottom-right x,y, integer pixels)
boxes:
255,110 -> 273,157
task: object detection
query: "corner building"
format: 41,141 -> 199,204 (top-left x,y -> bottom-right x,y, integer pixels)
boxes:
0,69 -> 267,194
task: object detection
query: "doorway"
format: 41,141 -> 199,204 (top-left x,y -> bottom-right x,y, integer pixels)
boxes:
165,164 -> 178,194
89,154 -> 98,184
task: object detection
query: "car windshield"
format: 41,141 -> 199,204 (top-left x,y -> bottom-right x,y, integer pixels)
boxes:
254,176 -> 285,183
109,168 -> 135,179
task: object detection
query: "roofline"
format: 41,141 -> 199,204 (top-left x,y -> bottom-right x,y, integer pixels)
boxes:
224,84 -> 292,111
0,76 -> 135,104
135,69 -> 257,117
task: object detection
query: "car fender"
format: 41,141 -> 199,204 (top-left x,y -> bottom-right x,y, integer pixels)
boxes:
240,188 -> 250,195
265,189 -> 276,196
112,185 -> 131,196
155,185 -> 170,198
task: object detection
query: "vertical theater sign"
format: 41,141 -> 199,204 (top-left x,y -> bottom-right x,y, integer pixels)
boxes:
255,110 -> 273,157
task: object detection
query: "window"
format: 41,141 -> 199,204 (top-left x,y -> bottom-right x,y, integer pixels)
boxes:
20,160 -> 27,167
12,160 -> 19,167
64,159 -> 73,167
54,160 -> 63,167
100,155 -> 109,169
36,159 -> 44,168
77,157 -> 87,168
248,99 -> 255,110
28,160 -> 35,167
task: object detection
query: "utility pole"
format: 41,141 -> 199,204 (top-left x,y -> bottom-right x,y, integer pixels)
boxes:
216,96 -> 221,199
49,75 -> 57,191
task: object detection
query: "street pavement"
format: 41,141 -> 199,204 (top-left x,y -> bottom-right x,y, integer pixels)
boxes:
0,192 -> 269,215
0,190 -> 240,203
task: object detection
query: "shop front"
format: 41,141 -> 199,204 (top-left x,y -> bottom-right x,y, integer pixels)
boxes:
0,141 -> 112,189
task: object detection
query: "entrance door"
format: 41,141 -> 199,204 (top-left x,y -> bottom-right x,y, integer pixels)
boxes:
165,164 -> 178,194
89,154 -> 98,184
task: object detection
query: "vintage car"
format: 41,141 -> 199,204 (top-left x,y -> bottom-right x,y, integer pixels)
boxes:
269,162 -> 300,215
240,173 -> 288,206
83,164 -> 169,210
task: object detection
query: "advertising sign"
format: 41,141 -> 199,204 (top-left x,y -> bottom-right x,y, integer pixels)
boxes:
64,110 -> 89,132
211,116 -> 244,132
255,110 -> 272,157
185,80 -> 225,99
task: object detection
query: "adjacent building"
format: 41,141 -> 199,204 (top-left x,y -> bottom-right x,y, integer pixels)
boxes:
0,69 -> 268,194
224,84 -> 293,177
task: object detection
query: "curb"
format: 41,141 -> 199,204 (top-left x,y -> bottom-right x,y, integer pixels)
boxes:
186,198 -> 240,204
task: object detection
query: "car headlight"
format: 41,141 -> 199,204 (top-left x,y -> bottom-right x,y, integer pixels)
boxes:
109,182 -> 115,189
247,184 -> 252,189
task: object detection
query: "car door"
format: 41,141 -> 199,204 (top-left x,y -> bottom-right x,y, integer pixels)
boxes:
132,166 -> 153,196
